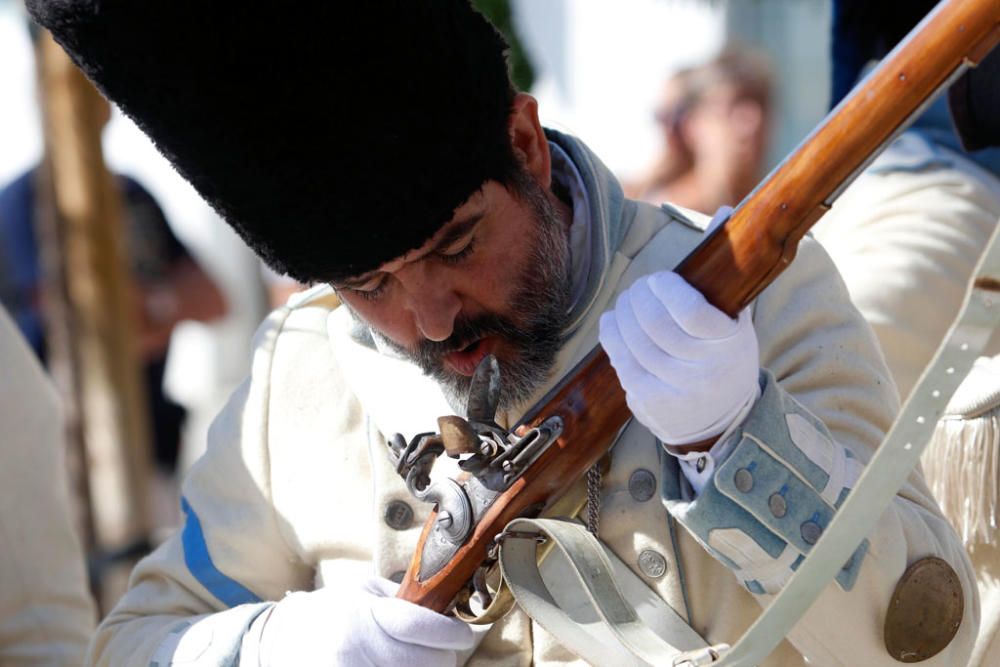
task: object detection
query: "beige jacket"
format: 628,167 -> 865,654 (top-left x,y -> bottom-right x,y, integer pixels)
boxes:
813,132 -> 1000,403
0,306 -> 96,666
91,133 -> 976,666
814,132 -> 1000,667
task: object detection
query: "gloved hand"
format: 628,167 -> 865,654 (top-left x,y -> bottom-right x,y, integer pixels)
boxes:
256,576 -> 474,666
599,271 -> 759,446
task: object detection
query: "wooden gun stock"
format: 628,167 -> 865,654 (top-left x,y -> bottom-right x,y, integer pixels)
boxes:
398,0 -> 1000,613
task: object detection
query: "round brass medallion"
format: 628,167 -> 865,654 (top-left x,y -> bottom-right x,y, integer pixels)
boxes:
883,556 -> 963,662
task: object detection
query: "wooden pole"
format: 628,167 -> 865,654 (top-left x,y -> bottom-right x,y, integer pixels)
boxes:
35,30 -> 154,613
32,152 -> 97,569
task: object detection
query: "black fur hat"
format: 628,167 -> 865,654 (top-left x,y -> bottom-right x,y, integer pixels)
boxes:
27,1 -> 518,283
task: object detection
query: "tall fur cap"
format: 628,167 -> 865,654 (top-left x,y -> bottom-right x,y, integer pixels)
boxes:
27,0 -> 516,283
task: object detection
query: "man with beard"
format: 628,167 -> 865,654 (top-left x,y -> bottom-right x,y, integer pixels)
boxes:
29,1 -> 977,665
353,167 -> 574,412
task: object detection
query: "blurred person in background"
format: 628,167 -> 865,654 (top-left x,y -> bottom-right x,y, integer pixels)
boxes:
625,45 -> 773,215
0,95 -> 228,528
0,303 -> 95,666
28,1 -> 980,665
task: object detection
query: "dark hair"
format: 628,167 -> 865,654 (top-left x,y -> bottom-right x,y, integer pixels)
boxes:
681,44 -> 773,114
28,0 -> 520,282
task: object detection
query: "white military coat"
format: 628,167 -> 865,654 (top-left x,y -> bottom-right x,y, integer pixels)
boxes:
813,132 -> 1000,402
91,133 -> 976,666
814,130 -> 1000,667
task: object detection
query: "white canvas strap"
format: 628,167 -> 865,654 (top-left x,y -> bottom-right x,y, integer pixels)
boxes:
499,222 -> 1000,666
498,517 -> 718,667
714,222 -> 1000,666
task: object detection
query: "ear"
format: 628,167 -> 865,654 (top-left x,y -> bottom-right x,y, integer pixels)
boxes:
508,93 -> 552,188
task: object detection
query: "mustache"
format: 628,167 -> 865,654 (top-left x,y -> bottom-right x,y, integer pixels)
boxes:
415,313 -> 533,363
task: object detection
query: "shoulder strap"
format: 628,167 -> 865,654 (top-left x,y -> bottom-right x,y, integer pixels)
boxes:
715,219 -> 1000,666
499,217 -> 1000,667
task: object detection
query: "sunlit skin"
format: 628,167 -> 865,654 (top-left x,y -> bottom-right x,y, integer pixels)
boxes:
334,94 -> 573,379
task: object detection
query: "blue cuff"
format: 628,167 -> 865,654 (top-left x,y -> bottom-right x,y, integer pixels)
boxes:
661,370 -> 867,593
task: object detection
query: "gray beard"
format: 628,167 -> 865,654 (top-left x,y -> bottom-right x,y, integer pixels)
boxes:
367,180 -> 573,417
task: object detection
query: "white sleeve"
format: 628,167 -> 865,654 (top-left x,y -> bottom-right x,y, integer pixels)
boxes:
88,307 -> 313,666
661,238 -> 978,666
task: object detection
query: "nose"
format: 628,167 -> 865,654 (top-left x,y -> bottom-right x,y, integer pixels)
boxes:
397,263 -> 462,342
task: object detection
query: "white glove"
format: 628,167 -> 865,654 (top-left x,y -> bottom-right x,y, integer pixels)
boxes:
599,271 -> 759,446
255,576 -> 474,666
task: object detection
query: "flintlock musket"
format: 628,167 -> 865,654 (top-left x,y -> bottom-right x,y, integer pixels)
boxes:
391,0 -> 1000,615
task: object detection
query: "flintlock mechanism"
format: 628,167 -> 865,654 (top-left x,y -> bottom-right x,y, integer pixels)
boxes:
387,355 -> 564,599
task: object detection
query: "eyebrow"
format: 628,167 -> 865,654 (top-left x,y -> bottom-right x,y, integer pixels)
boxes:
333,211 -> 485,290
431,212 -> 484,253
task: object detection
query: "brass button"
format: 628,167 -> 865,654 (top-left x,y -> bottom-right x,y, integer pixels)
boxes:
884,556 -> 964,662
801,520 -> 822,545
384,500 -> 413,531
638,549 -> 668,578
629,469 -> 657,502
734,467 -> 754,493
768,493 -> 787,518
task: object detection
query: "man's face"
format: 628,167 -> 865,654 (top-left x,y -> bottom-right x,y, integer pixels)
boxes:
335,171 -> 573,413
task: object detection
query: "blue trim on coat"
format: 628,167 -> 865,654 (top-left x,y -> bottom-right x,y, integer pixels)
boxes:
181,497 -> 262,607
661,372 -> 869,593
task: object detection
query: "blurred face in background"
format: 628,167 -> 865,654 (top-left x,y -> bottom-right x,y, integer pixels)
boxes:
683,82 -> 768,176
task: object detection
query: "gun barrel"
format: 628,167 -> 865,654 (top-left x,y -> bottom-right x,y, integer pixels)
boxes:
677,0 -> 1000,317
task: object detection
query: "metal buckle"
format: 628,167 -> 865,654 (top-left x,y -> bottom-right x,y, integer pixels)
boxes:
672,644 -> 729,666
494,529 -> 548,545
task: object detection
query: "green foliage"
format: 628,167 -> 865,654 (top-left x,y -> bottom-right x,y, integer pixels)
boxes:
472,0 -> 535,91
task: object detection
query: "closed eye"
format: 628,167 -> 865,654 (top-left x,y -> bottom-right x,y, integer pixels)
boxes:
349,274 -> 389,301
437,234 -> 477,265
